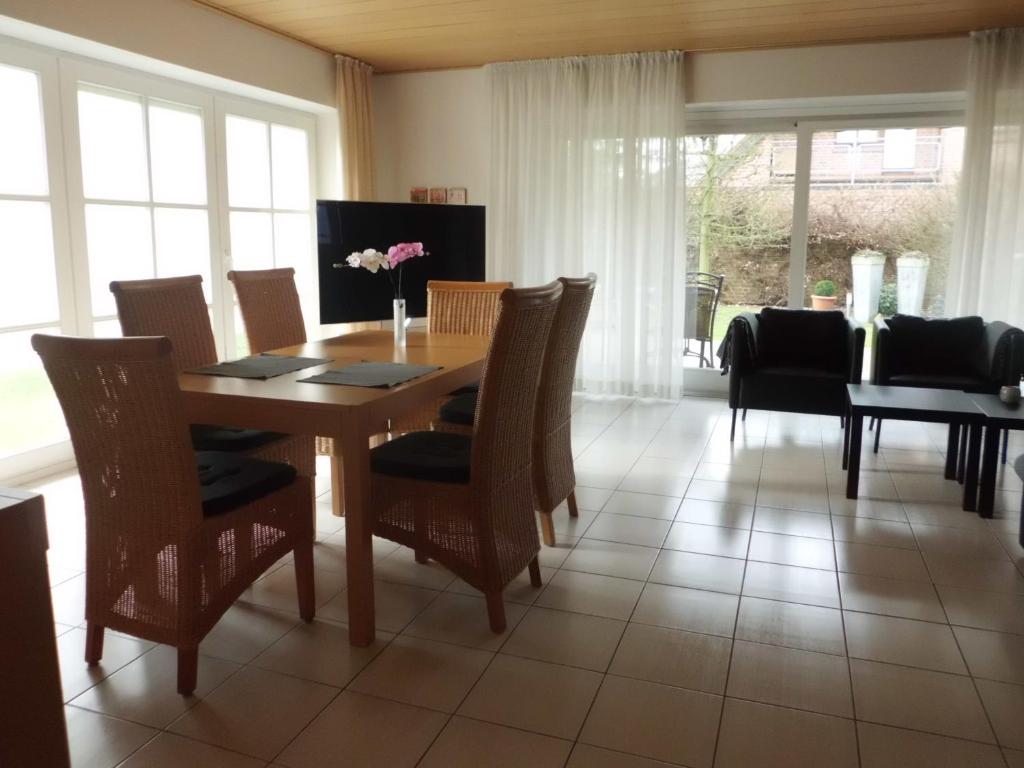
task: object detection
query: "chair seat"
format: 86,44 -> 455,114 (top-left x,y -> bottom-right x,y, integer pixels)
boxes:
740,366 -> 847,417
439,392 -> 478,426
447,380 -> 480,397
370,431 -> 471,484
191,424 -> 285,452
887,373 -> 995,393
197,451 -> 297,516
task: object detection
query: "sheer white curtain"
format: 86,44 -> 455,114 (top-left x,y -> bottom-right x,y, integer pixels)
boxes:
488,52 -> 686,397
948,28 -> 1024,328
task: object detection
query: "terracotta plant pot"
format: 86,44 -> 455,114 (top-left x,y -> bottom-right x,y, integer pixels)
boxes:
811,295 -> 837,310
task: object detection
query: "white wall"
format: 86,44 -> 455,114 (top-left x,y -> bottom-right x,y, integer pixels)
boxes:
0,0 -> 336,107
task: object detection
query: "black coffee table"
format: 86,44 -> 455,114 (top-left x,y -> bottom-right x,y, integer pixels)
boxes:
844,384 -> 986,508
970,394 -> 1024,518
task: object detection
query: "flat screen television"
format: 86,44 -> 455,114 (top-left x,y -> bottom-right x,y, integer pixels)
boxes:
317,200 -> 486,323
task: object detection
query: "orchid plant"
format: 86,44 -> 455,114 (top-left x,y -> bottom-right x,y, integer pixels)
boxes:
337,242 -> 426,299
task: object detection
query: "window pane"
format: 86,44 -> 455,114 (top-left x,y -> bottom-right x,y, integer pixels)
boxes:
226,115 -> 271,208
0,64 -> 48,196
274,212 -> 313,318
85,204 -> 153,317
229,211 -> 273,271
149,101 -> 207,204
154,208 -> 211,299
0,327 -> 67,459
93,319 -> 122,338
271,124 -> 310,210
78,87 -> 149,201
0,201 -> 58,327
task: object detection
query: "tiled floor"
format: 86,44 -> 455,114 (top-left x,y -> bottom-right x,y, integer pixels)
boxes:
29,394 -> 1024,767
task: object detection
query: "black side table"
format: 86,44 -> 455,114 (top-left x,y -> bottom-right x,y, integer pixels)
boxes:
970,394 -> 1024,519
844,384 -> 986,510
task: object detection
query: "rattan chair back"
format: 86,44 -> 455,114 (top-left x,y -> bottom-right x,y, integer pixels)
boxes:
533,274 -> 597,513
227,268 -> 307,354
427,280 -> 512,336
109,275 -> 216,373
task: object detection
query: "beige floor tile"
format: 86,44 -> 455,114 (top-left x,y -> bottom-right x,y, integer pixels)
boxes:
448,564 -> 555,605
755,484 -> 830,514
748,531 -> 836,570
64,705 -> 156,768
600,490 -> 682,520
912,523 -> 1008,560
535,570 -> 643,621
579,675 -> 721,767
535,537 -> 579,569
349,634 -> 491,713
502,606 -> 625,671
49,572 -> 86,626
954,626 -> 1024,684
715,698 -> 858,768
251,620 -> 392,687
735,596 -> 845,655
318,580 -> 439,632
904,501 -> 992,529
832,516 -> 918,549
663,521 -> 750,558
458,654 -> 602,739
277,690 -> 447,768
829,495 -> 909,522
584,512 -> 672,548
168,666 -> 338,760
566,744 -> 677,767
57,626 -> 154,703
648,549 -> 745,594
844,611 -> 966,674
243,565 -> 345,616
742,561 -> 840,608
834,541 -> 931,581
838,573 -> 946,622
550,508 -> 600,537
849,658 -> 994,743
70,645 -> 239,728
753,507 -> 833,539
119,732 -> 264,768
198,603 -> 299,664
418,716 -> 572,768
374,548 -> 458,590
674,498 -> 753,528
563,538 -> 659,581
857,722 -> 1005,768
727,639 -> 853,716
686,478 -> 758,506
609,622 -> 731,693
924,552 -> 1024,593
632,583 -> 738,637
402,592 -> 527,650
977,679 -> 1024,750
938,585 -> 1024,634
693,461 -> 761,484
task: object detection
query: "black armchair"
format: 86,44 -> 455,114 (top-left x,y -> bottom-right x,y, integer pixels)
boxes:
726,308 -> 865,441
871,314 -> 1024,459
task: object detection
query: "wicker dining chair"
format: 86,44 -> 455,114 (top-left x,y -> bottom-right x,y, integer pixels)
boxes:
369,281 -> 563,632
427,280 -> 513,336
109,275 -> 315,485
31,334 -> 314,695
227,268 -> 307,355
434,275 -> 597,545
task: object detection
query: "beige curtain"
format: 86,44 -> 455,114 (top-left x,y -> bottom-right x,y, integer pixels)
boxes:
336,54 -> 377,201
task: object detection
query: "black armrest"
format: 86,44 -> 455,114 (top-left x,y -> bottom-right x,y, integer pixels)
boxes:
982,321 -> 1024,385
728,313 -> 759,408
871,316 -> 892,385
847,318 -> 866,384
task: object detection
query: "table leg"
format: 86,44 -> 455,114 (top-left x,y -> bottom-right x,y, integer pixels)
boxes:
945,424 -> 960,480
963,423 -> 982,512
978,425 -> 1001,519
330,457 -> 345,517
846,411 -> 864,499
841,405 -> 850,471
957,426 -> 969,484
338,419 -> 375,646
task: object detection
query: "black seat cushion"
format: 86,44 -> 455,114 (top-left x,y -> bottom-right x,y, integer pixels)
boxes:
191,424 -> 285,452
887,373 -> 996,393
370,431 -> 471,484
447,380 -> 480,397
438,392 -> 478,426
197,451 -> 297,517
887,314 -> 986,377
757,307 -> 849,373
740,366 -> 847,416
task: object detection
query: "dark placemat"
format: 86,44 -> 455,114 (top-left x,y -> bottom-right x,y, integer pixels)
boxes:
189,354 -> 332,380
299,362 -> 441,388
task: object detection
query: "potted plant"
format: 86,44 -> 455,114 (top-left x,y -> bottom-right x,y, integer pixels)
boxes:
811,280 -> 837,310
896,251 -> 930,316
850,249 -> 886,323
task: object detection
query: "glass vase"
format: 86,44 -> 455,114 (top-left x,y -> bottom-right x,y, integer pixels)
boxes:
393,298 -> 407,347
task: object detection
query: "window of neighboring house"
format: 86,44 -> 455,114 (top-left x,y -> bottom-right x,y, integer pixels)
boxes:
836,129 -> 880,144
77,85 -> 212,335
882,128 -> 918,171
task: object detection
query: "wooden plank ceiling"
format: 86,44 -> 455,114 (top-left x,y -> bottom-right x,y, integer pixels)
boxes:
198,0 -> 1024,72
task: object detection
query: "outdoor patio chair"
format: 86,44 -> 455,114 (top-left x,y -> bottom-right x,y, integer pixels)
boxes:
683,272 -> 724,368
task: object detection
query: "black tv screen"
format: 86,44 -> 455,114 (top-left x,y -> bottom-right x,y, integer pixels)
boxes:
317,200 -> 486,323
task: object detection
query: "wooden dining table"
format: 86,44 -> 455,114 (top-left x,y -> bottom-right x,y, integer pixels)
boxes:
178,329 -> 489,646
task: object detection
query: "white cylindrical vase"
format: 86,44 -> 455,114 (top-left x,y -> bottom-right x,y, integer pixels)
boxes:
896,252 -> 930,317
393,299 -> 407,347
850,251 -> 886,323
